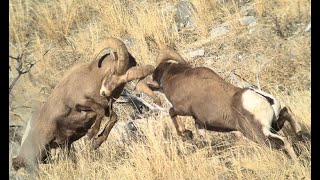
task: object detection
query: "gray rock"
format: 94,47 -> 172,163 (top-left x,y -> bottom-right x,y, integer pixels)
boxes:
238,16 -> 256,27
122,37 -> 136,47
175,0 -> 196,30
9,125 -> 24,143
305,22 -> 311,32
240,4 -> 256,16
209,23 -> 231,38
159,1 -> 175,10
188,49 -> 205,58
158,1 -> 176,17
210,156 -> 221,166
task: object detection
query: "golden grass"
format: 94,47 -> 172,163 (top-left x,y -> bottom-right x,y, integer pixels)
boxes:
11,108 -> 310,179
9,0 -> 310,179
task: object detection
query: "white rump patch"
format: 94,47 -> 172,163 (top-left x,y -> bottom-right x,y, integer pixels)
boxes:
242,89 -> 275,131
166,60 -> 180,64
248,87 -> 281,119
21,120 -> 31,146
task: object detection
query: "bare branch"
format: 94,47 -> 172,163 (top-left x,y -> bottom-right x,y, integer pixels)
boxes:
9,74 -> 22,93
120,89 -> 165,112
9,40 -> 39,94
256,62 -> 261,90
9,55 -> 19,60
43,43 -> 53,57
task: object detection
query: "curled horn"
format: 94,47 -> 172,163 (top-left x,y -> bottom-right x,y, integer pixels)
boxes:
156,46 -> 186,65
94,37 -> 129,75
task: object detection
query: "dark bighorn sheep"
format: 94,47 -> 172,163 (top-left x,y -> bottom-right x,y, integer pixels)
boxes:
12,38 -> 154,172
139,46 -> 305,159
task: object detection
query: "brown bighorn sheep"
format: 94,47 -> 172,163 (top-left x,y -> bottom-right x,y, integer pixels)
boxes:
139,46 -> 304,159
12,38 -> 154,172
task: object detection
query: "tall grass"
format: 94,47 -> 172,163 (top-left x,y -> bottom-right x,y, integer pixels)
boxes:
11,109 -> 311,179
9,0 -> 310,179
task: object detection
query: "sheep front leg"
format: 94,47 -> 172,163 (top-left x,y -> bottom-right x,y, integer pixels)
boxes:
195,122 -> 206,139
75,102 -> 105,140
92,111 -> 118,149
86,109 -> 105,139
136,78 -> 161,106
169,108 -> 193,140
268,132 -> 297,159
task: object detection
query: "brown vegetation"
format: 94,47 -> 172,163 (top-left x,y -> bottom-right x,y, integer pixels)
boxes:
9,0 -> 310,179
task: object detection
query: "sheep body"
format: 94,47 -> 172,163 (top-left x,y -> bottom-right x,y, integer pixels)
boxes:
146,46 -> 303,158
12,38 -> 154,172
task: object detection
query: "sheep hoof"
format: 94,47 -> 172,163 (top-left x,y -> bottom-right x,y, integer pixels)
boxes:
296,131 -> 311,142
86,130 -> 95,140
91,138 -> 103,150
12,156 -> 24,171
182,130 -> 193,141
154,99 -> 162,106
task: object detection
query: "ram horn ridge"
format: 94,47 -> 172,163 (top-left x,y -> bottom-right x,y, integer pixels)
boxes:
94,37 -> 129,75
156,46 -> 186,65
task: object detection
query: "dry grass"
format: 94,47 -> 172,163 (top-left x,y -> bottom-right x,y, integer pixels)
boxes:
9,0 -> 310,179
10,108 -> 311,179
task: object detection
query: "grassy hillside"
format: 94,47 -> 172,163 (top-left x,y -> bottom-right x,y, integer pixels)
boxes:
9,0 -> 310,179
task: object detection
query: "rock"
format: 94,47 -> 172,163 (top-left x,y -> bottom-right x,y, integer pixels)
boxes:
240,4 -> 256,16
111,118 -> 150,144
238,16 -> 256,27
210,157 -> 221,166
122,37 -> 136,47
9,125 -> 24,143
175,0 -> 196,30
158,1 -> 176,17
305,22 -> 311,32
127,121 -> 138,131
188,49 -> 205,58
209,23 -> 231,38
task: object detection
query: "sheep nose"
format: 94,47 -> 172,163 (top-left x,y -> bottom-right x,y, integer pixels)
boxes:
101,91 -> 106,97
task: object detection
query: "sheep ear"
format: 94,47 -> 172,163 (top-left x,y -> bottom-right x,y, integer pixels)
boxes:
121,65 -> 154,82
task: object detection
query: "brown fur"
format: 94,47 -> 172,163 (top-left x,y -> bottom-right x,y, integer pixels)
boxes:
12,38 -> 154,172
135,76 -> 161,105
144,46 -> 304,159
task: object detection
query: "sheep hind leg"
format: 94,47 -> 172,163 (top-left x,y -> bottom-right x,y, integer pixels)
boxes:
76,102 -> 106,140
65,143 -> 77,165
267,131 -> 297,160
91,111 -> 118,150
239,124 -> 297,159
273,107 -> 307,141
169,108 -> 193,140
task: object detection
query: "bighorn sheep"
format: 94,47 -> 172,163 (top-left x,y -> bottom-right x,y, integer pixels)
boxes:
12,38 -> 154,171
139,46 -> 305,159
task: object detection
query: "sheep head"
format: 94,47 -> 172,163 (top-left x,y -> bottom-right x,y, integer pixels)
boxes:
95,38 -> 155,97
100,64 -> 155,97
91,37 -> 148,97
153,46 -> 188,86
